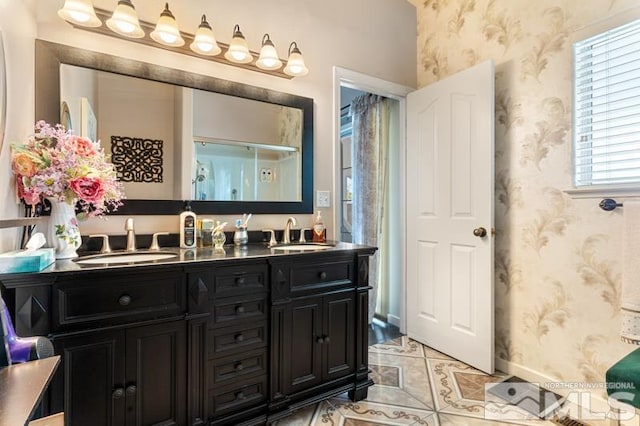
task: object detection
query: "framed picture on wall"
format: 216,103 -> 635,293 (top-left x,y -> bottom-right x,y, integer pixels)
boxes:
80,97 -> 97,142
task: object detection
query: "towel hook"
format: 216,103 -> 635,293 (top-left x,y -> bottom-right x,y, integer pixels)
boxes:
599,198 -> 623,211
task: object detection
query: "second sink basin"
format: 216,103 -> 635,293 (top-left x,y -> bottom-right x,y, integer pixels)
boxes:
75,251 -> 178,265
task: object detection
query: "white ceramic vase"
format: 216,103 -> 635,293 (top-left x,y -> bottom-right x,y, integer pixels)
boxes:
46,198 -> 81,259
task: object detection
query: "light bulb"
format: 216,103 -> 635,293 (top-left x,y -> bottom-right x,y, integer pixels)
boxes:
150,3 -> 185,47
58,0 -> 101,27
224,25 -> 253,64
106,0 -> 144,38
284,42 -> 309,77
190,15 -> 221,56
256,34 -> 283,71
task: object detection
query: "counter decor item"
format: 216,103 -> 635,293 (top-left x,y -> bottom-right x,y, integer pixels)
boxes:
212,221 -> 228,250
11,121 -> 125,258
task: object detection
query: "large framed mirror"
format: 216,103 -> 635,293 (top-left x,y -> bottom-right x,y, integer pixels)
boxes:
35,40 -> 314,215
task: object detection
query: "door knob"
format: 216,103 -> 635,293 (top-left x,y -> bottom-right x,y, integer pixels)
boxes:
473,227 -> 487,238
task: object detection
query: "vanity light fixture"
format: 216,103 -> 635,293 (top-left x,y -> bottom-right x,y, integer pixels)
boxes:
57,0 -> 102,27
190,15 -> 221,56
150,3 -> 184,47
224,25 -> 252,64
283,42 -> 309,77
256,34 -> 283,71
58,4 -> 309,79
105,0 -> 144,38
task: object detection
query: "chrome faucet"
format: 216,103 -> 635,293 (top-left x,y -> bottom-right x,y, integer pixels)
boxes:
283,217 -> 297,244
125,217 -> 136,251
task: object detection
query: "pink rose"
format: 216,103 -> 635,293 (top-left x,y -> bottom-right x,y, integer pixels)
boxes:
17,177 -> 41,206
71,136 -> 97,157
69,177 -> 105,204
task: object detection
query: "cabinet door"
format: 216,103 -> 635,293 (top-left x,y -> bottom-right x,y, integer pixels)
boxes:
323,291 -> 356,381
50,330 -> 125,426
283,296 -> 323,395
125,321 -> 187,426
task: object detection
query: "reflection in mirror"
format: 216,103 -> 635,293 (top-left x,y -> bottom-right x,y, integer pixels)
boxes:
60,64 -> 303,203
0,31 -> 5,153
37,39 -> 314,215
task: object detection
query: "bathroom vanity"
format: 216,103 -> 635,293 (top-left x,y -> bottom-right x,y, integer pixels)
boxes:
0,242 -> 375,426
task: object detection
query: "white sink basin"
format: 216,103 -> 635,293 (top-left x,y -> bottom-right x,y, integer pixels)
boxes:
75,252 -> 178,265
271,244 -> 333,251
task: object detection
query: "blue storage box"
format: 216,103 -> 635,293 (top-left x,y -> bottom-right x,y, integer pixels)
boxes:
0,249 -> 56,274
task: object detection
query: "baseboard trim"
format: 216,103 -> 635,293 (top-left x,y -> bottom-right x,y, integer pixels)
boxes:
386,314 -> 400,328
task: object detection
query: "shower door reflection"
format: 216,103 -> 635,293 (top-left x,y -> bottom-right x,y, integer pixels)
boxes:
193,138 -> 301,202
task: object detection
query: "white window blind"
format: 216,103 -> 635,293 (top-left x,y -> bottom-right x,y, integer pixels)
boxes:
573,18 -> 640,187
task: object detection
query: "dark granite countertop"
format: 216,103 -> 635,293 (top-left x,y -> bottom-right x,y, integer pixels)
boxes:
0,241 -> 376,280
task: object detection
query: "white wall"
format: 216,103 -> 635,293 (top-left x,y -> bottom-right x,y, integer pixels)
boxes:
0,1 -> 36,252
0,0 -> 416,240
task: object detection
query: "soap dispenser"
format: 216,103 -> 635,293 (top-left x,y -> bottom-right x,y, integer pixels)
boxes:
179,201 -> 197,249
312,210 -> 326,243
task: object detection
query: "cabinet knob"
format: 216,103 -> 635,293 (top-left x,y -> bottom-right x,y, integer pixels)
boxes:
235,362 -> 244,371
316,336 -> 324,344
112,388 -> 125,399
126,385 -> 137,395
236,305 -> 245,314
323,335 -> 330,344
319,271 -> 327,280
235,333 -> 244,342
236,391 -> 246,401
236,277 -> 246,285
118,295 -> 131,306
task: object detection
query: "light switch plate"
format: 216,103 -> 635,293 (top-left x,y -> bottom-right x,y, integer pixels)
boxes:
316,190 -> 331,208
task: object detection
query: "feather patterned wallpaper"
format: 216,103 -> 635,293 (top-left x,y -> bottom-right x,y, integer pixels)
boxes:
413,0 -> 638,391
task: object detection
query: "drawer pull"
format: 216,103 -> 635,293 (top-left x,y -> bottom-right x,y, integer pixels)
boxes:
235,362 -> 244,371
236,391 -> 246,401
236,305 -> 245,314
118,295 -> 131,306
126,385 -> 137,395
235,277 -> 246,285
112,388 -> 125,399
235,333 -> 244,342
319,271 -> 327,280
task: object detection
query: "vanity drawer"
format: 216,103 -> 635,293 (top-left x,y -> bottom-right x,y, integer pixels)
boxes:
53,270 -> 185,330
290,259 -> 353,293
209,321 -> 267,357
209,348 -> 267,384
208,375 -> 267,417
212,294 -> 267,326
212,264 -> 268,297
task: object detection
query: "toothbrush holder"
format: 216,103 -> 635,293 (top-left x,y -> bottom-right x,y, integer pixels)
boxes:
233,227 -> 249,246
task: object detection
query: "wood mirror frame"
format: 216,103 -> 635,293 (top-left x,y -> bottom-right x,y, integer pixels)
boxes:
35,39 -> 314,215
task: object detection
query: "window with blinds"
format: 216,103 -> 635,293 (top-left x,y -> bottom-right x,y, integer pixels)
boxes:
573,18 -> 640,187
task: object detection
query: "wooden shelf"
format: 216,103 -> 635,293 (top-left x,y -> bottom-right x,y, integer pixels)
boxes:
0,218 -> 44,230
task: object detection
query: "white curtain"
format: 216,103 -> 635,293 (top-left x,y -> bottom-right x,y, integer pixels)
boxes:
350,94 -> 390,324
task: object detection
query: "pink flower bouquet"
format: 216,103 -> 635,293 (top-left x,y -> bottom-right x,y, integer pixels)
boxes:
11,121 -> 125,218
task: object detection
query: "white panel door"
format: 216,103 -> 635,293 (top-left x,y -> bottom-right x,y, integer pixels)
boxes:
406,60 -> 495,373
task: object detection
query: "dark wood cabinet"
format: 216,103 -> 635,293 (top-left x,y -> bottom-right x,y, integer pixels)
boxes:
1,246 -> 375,426
282,290 -> 355,396
49,321 -> 186,426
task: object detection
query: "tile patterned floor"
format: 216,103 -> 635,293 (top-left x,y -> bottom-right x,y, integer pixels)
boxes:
274,336 -> 574,426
